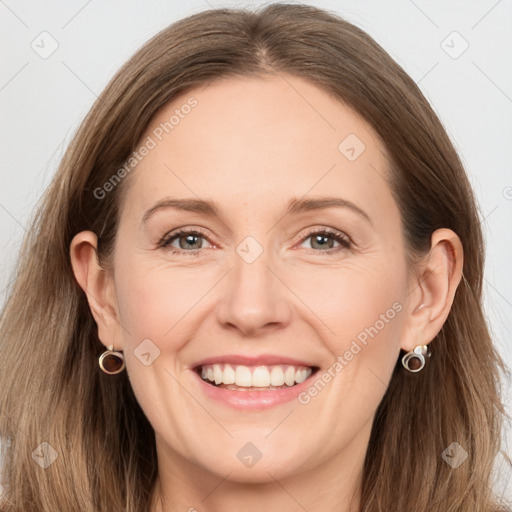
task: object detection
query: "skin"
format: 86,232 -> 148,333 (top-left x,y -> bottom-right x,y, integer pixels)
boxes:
70,74 -> 463,512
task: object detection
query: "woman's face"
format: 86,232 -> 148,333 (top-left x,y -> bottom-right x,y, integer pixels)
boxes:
110,75 -> 412,483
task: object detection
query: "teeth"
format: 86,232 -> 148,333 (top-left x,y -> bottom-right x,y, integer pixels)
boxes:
295,368 -> 308,384
270,366 -> 285,386
285,366 -> 296,386
213,364 -> 223,385
199,363 -> 313,388
235,365 -> 252,387
252,366 -> 270,387
223,363 -> 236,384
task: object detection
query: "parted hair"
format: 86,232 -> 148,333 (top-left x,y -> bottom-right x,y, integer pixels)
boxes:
0,3 -> 510,511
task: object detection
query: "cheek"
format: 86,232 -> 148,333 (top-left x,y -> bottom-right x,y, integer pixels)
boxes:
114,250 -> 406,358
284,261 -> 406,461
288,262 -> 406,337
113,254 -> 215,344
285,259 -> 406,364
115,269 -> 171,339
111,257 -> 207,446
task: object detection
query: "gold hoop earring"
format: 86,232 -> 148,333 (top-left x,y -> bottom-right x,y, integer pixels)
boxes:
99,349 -> 125,375
402,344 -> 430,373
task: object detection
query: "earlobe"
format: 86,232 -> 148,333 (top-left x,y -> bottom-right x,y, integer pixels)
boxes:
401,228 -> 463,351
69,231 -> 122,350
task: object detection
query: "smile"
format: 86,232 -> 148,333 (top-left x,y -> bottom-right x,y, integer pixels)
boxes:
196,363 -> 319,390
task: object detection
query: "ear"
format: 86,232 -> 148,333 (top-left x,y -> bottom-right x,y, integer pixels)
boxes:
69,231 -> 123,351
400,228 -> 464,351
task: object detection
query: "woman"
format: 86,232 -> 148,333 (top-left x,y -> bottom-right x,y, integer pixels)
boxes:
0,3 -> 510,511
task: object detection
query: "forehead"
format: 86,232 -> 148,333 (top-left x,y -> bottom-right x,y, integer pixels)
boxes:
121,74 -> 394,223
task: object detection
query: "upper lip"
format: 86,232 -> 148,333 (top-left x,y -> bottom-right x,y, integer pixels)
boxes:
193,354 -> 317,369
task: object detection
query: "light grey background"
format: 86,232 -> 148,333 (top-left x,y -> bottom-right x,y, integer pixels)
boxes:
1,0 -> 511,502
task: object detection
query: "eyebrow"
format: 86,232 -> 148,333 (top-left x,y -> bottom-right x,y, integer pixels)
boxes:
286,197 -> 372,224
141,196 -> 372,225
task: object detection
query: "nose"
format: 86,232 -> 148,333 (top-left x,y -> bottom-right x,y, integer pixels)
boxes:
216,248 -> 292,337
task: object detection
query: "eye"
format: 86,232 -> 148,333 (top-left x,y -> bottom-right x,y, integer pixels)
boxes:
158,226 -> 352,256
297,228 -> 352,254
158,228 -> 214,255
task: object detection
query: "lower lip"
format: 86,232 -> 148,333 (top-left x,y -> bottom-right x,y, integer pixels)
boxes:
192,369 -> 317,410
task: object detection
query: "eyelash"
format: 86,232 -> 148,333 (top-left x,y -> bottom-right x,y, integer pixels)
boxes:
158,227 -> 352,256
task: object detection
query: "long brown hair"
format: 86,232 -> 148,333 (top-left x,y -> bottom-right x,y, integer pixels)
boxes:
0,4 -> 510,511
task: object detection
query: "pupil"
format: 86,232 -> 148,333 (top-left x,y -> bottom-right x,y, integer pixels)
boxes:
312,234 -> 333,250
180,234 -> 201,249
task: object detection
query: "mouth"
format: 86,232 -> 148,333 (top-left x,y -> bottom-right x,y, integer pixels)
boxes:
195,363 -> 320,391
